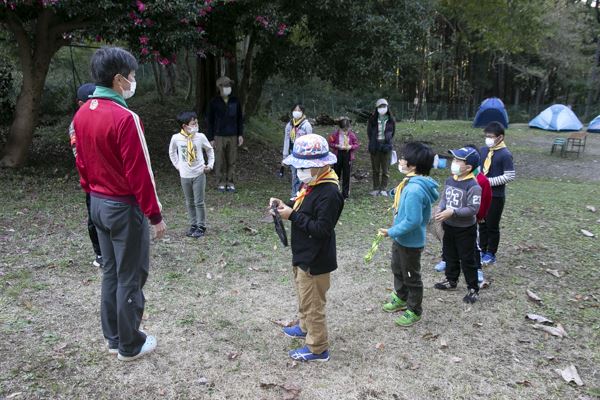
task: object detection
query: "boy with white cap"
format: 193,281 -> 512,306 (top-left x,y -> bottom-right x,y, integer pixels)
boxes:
269,134 -> 344,362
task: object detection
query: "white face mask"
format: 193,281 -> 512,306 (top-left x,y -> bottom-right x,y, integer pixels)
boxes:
292,111 -> 303,119
222,86 -> 232,96
485,137 -> 496,148
297,168 -> 315,184
187,126 -> 198,134
450,162 -> 463,176
377,107 -> 388,116
398,162 -> 408,174
122,77 -> 136,99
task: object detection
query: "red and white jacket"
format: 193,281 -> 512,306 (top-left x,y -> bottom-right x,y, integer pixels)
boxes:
74,98 -> 163,224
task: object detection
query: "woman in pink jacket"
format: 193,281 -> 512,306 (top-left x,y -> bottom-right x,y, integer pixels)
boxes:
328,117 -> 360,199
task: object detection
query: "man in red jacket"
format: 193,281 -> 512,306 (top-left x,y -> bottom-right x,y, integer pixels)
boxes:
74,47 -> 166,361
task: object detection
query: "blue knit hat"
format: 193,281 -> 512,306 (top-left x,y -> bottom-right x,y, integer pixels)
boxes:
76,83 -> 96,102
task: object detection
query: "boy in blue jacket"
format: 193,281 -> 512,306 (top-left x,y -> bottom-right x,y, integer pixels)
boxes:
378,142 -> 439,327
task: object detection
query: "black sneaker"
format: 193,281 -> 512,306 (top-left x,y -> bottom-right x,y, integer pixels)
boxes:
185,225 -> 198,237
434,279 -> 458,290
92,255 -> 103,268
192,226 -> 206,238
463,289 -> 479,304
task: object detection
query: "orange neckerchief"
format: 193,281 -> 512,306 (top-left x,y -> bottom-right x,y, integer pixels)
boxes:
292,169 -> 339,211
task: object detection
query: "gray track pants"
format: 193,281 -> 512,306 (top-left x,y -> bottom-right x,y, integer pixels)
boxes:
90,195 -> 149,357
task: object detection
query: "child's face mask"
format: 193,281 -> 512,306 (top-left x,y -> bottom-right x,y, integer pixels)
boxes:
292,110 -> 303,119
297,168 -> 315,183
451,162 -> 462,175
485,136 -> 497,147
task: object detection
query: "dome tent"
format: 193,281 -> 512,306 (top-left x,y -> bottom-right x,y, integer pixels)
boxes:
529,104 -> 583,131
473,97 -> 509,128
587,114 -> 600,133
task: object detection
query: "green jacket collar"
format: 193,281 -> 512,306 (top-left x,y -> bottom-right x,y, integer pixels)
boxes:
90,86 -> 128,108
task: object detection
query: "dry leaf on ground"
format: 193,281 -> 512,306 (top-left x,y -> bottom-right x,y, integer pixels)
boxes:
516,380 -> 532,386
545,269 -> 561,278
227,352 -> 241,360
270,319 -> 298,328
526,314 -> 553,325
260,382 -> 302,400
375,342 -> 385,350
526,289 -> 543,303
439,338 -> 448,349
580,229 -> 595,238
533,323 -> 568,338
243,226 -> 258,235
555,365 -> 584,386
451,356 -> 462,363
422,332 -> 439,340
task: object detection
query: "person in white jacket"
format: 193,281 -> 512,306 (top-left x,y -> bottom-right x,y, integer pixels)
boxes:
169,111 -> 215,238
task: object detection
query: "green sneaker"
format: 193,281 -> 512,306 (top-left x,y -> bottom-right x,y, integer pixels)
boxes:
382,292 -> 407,313
394,310 -> 421,327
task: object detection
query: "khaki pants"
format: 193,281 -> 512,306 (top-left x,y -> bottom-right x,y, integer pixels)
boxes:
214,135 -> 237,187
293,266 -> 330,354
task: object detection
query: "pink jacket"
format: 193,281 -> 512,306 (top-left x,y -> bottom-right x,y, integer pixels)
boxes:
327,129 -> 360,161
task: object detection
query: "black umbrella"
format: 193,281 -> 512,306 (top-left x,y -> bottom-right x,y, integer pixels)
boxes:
270,202 -> 288,247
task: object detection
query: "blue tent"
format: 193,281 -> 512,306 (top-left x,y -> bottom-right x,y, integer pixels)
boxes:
587,115 -> 600,133
529,104 -> 583,131
473,97 -> 509,128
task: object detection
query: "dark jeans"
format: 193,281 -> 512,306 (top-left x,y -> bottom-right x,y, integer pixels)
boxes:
85,193 -> 101,257
443,223 -> 478,291
391,242 -> 423,316
370,151 -> 391,191
478,196 -> 505,255
333,150 -> 351,199
90,195 -> 149,357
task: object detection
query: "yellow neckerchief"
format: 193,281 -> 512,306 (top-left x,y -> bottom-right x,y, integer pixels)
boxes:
342,130 -> 349,148
180,129 -> 197,166
453,172 -> 476,181
292,168 -> 340,211
483,140 -> 507,176
290,116 -> 306,143
392,172 -> 416,214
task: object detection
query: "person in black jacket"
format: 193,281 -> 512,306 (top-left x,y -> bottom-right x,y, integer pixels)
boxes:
206,76 -> 244,193
269,134 -> 344,362
367,98 -> 395,196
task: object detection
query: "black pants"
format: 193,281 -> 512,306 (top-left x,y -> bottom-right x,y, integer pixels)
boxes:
443,223 -> 478,291
85,193 -> 101,257
90,195 -> 149,357
391,242 -> 423,315
333,150 -> 351,199
370,151 -> 391,191
478,196 -> 505,255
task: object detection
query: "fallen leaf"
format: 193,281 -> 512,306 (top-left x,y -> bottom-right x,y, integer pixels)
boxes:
517,338 -> 531,343
186,268 -> 191,273
533,323 -> 568,338
206,272 -> 213,280
158,388 -> 166,396
526,289 -> 543,304
198,376 -> 208,385
526,314 -> 554,325
586,205 -> 596,212
580,229 -> 595,238
545,269 -> 561,278
421,332 -> 439,340
408,363 -> 420,370
6,393 -> 23,399
227,352 -> 241,360
53,342 -> 68,352
250,281 -> 259,289
450,356 -> 462,363
375,342 -> 385,350
439,338 -> 448,349
282,383 -> 302,400
243,226 -> 258,235
555,365 -> 584,386
288,360 -> 299,368
473,322 -> 484,328
271,319 -> 298,328
142,313 -> 149,321
516,380 -> 532,387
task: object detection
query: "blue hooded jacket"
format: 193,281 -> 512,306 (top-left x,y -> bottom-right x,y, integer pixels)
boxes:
387,176 -> 439,248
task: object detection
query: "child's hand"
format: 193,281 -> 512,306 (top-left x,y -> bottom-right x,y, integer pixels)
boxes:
435,209 -> 454,222
277,203 -> 293,220
204,166 -> 212,172
378,228 -> 389,237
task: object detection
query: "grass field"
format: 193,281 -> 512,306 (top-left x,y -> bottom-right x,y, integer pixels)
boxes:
1,103 -> 599,399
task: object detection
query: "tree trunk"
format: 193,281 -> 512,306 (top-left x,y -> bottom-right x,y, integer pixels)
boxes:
151,61 -> 165,102
238,32 -> 257,116
584,36 -> 600,120
195,53 -> 217,121
165,63 -> 177,96
0,9 -> 62,167
184,50 -> 193,101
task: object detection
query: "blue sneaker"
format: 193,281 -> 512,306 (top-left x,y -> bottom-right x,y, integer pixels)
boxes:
282,324 -> 307,339
434,260 -> 446,272
477,269 -> 484,284
288,345 -> 329,362
481,252 -> 496,266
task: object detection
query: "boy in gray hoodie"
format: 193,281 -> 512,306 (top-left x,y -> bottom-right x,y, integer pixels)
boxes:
434,147 -> 482,303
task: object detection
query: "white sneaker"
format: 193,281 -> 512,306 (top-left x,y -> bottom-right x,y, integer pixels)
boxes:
117,335 -> 157,361
379,190 -> 388,197
107,343 -> 118,354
